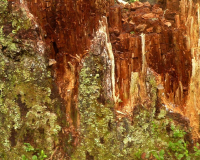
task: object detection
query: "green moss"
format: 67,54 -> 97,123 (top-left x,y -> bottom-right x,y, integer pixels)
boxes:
0,53 -> 61,159
146,70 -> 157,108
72,53 -> 155,159
0,1 -> 61,159
73,53 -> 119,159
73,59 -> 194,159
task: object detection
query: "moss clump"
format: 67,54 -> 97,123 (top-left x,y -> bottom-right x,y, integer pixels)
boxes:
0,46 -> 61,159
73,56 -> 195,159
72,53 -> 158,159
73,53 -> 120,159
0,1 -> 61,159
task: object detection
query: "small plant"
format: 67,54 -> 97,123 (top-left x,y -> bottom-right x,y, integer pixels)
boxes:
32,150 -> 47,160
24,143 -> 35,152
134,149 -> 142,159
151,121 -> 158,133
22,154 -> 28,160
168,124 -> 191,160
172,129 -> 186,138
22,143 -> 47,160
152,149 -> 165,160
193,143 -> 200,158
168,140 -> 189,160
130,31 -> 135,34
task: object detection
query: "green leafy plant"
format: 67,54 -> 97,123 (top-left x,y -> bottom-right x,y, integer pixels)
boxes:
22,143 -> 47,160
22,154 -> 28,160
172,128 -> 186,138
168,140 -> 190,160
24,143 -> 35,152
168,125 -> 190,160
193,143 -> 200,158
134,149 -> 142,159
152,149 -> 165,160
151,121 -> 159,137
36,150 -> 47,160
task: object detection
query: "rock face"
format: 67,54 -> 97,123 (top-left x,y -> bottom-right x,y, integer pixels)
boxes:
2,0 -> 200,159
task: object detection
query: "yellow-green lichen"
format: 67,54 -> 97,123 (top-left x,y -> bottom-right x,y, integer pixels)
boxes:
0,1 -> 62,159
73,55 -> 193,159
72,53 -> 120,159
